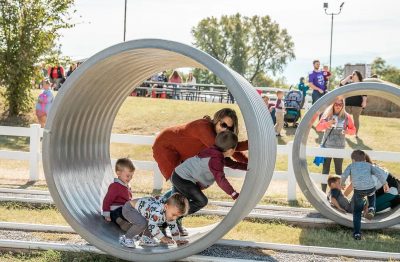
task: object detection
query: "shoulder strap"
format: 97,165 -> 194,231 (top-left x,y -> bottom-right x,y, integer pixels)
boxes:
321,127 -> 334,147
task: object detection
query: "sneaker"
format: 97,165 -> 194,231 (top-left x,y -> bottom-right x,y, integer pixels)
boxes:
365,208 -> 375,220
139,235 -> 158,247
353,233 -> 362,240
119,235 -> 136,248
133,235 -> 141,242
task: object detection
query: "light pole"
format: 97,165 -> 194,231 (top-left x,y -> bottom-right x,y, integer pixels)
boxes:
323,2 -> 344,71
123,0 -> 127,42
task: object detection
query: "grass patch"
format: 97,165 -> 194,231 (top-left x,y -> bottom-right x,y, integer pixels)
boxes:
1,205 -> 400,253
0,250 -> 123,262
0,91 -> 399,209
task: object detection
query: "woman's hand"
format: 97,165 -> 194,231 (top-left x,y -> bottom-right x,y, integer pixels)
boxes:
326,119 -> 336,128
104,217 -> 111,222
383,183 -> 390,193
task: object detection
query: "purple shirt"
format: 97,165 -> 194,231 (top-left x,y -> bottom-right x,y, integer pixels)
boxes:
309,70 -> 326,91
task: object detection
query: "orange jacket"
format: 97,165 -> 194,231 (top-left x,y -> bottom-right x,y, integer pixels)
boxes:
152,119 -> 248,179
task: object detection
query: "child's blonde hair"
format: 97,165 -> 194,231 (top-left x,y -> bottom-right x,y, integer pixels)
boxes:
166,193 -> 189,216
115,158 -> 135,173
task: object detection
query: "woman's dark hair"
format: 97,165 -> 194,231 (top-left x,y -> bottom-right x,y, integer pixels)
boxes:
365,153 -> 372,164
300,77 -> 305,82
353,70 -> 363,82
206,108 -> 239,135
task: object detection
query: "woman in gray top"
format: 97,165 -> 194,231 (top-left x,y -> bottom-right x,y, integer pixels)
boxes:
316,97 -> 356,192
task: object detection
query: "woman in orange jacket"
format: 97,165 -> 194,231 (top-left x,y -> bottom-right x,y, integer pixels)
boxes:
152,108 -> 248,235
153,108 -> 248,181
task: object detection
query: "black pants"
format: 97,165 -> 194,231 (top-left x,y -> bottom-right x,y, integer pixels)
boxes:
110,206 -> 126,223
312,91 -> 326,104
171,172 -> 208,215
321,157 -> 343,192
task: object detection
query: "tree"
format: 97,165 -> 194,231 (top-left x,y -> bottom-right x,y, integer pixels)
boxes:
251,72 -> 274,87
0,0 -> 75,117
191,13 -> 295,84
330,65 -> 344,88
371,57 -> 400,86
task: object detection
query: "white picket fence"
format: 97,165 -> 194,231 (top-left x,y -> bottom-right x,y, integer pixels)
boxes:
1,124 -> 399,201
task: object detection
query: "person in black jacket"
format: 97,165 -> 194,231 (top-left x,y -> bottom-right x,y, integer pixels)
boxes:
340,70 -> 367,138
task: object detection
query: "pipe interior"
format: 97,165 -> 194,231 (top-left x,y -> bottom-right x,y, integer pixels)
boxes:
43,40 -> 276,261
294,82 -> 400,229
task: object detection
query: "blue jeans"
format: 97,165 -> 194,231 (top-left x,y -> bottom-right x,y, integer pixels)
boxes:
311,90 -> 326,104
353,187 -> 376,235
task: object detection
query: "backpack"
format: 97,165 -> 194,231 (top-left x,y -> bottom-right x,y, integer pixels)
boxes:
38,92 -> 48,113
50,67 -> 63,79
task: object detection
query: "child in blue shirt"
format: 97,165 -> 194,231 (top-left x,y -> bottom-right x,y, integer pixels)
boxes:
341,150 -> 388,240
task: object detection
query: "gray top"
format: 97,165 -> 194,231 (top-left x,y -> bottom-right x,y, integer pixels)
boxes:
175,146 -> 246,196
321,115 -> 347,149
341,162 -> 387,191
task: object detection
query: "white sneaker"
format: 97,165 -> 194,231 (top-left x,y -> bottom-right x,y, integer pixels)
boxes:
139,235 -> 158,247
119,235 -> 136,248
133,235 -> 141,242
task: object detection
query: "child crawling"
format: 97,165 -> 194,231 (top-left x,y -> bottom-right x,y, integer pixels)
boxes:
119,193 -> 189,248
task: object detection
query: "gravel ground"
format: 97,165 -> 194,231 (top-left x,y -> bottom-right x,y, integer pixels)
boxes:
0,230 -> 386,261
199,245 -> 383,262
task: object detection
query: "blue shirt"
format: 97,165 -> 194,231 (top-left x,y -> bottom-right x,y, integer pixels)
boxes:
341,162 -> 387,191
308,70 -> 326,92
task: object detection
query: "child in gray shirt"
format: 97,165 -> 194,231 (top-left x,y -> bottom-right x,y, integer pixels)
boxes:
340,150 -> 389,240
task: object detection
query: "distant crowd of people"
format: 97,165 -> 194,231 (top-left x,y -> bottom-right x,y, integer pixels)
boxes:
39,62 -> 82,91
137,70 -> 197,99
35,62 -> 82,127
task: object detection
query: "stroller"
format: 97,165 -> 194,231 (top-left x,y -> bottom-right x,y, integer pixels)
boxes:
284,89 -> 303,128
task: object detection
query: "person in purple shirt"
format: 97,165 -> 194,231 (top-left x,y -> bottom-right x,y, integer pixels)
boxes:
308,60 -> 326,104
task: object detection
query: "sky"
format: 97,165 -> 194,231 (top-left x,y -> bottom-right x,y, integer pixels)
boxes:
59,0 -> 400,84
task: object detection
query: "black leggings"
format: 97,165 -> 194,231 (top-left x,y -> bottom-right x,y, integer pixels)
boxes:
171,172 -> 208,215
322,157 -> 343,192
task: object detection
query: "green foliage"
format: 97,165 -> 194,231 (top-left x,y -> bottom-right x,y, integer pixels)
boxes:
371,57 -> 400,85
0,0 -> 75,117
252,72 -> 274,87
329,65 -> 344,89
191,13 -> 295,85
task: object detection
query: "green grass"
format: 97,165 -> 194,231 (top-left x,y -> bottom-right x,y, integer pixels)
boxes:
0,250 -> 123,262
